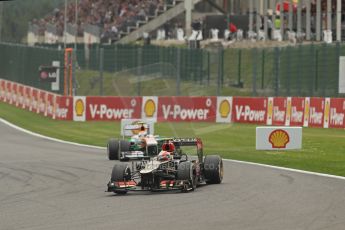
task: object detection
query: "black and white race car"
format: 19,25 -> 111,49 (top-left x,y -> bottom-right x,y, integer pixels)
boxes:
107,138 -> 223,194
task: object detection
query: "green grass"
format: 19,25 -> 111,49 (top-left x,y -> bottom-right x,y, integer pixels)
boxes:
1,102 -> 345,177
75,70 -> 252,96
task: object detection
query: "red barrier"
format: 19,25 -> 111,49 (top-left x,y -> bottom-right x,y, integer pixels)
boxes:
157,97 -> 216,122
23,86 -> 32,111
232,97 -> 267,124
307,97 -> 325,128
38,91 -> 47,115
12,83 -> 18,106
16,84 -> 24,108
1,79 -> 344,128
55,96 -> 73,120
328,98 -> 345,129
31,88 -> 39,113
85,97 -> 141,121
0,79 -> 4,102
4,81 -> 12,103
272,97 -> 287,126
288,97 -> 305,127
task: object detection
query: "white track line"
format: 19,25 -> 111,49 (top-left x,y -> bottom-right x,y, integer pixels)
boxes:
223,159 -> 345,181
0,118 -> 104,150
1,118 -> 345,181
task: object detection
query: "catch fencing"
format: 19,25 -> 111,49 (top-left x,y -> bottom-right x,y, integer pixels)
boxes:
0,42 -> 345,97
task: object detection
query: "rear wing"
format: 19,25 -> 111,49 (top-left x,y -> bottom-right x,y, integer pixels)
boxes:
171,138 -> 203,148
120,119 -> 155,137
166,138 -> 204,162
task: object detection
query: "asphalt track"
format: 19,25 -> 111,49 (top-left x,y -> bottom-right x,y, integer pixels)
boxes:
1,121 -> 345,230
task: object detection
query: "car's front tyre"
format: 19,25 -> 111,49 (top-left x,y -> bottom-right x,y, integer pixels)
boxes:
204,155 -> 223,184
108,139 -> 119,160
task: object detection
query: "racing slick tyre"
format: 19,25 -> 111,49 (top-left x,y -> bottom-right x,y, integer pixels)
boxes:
119,140 -> 131,161
177,161 -> 197,191
120,140 -> 130,151
111,164 -> 131,194
108,139 -> 119,160
204,155 -> 223,184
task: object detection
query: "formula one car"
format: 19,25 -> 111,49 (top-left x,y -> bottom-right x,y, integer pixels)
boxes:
107,138 -> 223,194
107,121 -> 161,161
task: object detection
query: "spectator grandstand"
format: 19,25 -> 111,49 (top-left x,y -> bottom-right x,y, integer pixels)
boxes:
28,0 -> 345,45
31,0 -> 167,43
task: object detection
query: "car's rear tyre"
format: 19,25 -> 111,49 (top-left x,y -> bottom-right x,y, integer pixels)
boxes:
120,140 -> 130,151
108,139 -> 119,160
111,164 -> 131,194
177,161 -> 197,191
118,140 -> 131,161
204,155 -> 223,184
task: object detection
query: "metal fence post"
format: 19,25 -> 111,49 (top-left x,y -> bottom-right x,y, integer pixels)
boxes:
287,46 -> 291,96
99,47 -> 104,96
297,45 -> 302,96
336,42 -> 340,97
72,49 -> 77,96
221,49 -> 224,87
238,49 -> 242,86
315,48 -> 319,93
137,47 -> 142,96
309,44 -> 315,96
114,45 -> 118,72
176,48 -> 181,96
322,43 -> 327,96
252,48 -> 257,96
274,47 -> 280,96
261,49 -> 265,89
217,47 -> 223,96
207,51 -> 210,86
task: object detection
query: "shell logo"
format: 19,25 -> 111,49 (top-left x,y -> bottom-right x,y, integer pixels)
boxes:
286,99 -> 291,119
219,99 -> 231,118
75,99 -> 85,117
304,100 -> 310,120
269,129 -> 290,148
324,100 -> 330,123
144,99 -> 156,117
267,99 -> 273,119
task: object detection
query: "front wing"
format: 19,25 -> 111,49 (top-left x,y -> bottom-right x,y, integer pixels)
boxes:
107,180 -> 193,193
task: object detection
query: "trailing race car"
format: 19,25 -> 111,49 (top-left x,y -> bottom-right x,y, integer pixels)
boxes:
107,120 -> 161,161
107,138 -> 223,194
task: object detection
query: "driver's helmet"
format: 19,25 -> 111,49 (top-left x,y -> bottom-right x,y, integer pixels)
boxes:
161,142 -> 175,153
157,151 -> 172,161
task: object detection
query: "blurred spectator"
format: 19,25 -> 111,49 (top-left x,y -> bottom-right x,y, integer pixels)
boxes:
32,0 -> 165,42
228,22 -> 237,41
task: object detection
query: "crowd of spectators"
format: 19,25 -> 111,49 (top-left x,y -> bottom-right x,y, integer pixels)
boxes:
31,0 -> 166,42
